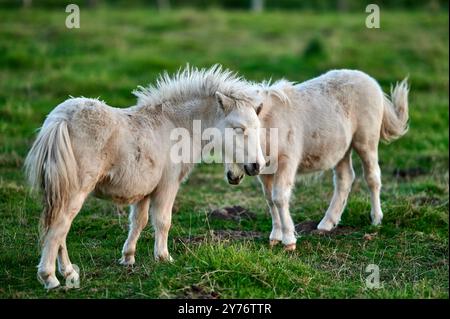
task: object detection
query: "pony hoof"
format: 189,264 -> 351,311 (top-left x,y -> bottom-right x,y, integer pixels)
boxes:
317,218 -> 335,231
284,244 -> 296,251
37,272 -> 60,290
269,240 -> 281,247
64,270 -> 80,289
119,255 -> 135,267
371,217 -> 383,226
66,270 -> 79,282
155,254 -> 173,263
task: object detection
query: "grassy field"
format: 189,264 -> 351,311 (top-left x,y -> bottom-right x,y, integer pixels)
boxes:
0,7 -> 448,298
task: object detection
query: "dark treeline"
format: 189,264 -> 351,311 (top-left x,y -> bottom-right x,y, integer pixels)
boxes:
2,0 -> 448,10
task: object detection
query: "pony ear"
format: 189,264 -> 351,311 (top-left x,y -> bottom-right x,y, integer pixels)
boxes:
256,103 -> 263,116
215,92 -> 234,112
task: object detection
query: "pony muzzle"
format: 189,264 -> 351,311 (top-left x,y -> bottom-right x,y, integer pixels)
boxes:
227,171 -> 244,185
244,163 -> 261,176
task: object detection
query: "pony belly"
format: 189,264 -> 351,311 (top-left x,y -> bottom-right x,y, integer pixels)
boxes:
299,143 -> 350,173
93,186 -> 149,205
93,172 -> 159,205
298,154 -> 329,173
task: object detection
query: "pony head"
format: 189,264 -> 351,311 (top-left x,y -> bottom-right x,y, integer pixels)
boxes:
215,90 -> 265,179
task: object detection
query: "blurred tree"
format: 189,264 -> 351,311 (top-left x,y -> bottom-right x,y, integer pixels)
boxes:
88,0 -> 100,7
251,0 -> 264,12
157,0 -> 170,10
0,0 -> 447,10
22,0 -> 32,8
427,0 -> 441,10
337,0 -> 348,11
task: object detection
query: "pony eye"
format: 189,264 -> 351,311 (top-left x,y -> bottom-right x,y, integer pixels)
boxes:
234,127 -> 245,134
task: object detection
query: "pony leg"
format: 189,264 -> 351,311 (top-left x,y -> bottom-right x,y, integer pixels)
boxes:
57,242 -> 79,286
354,143 -> 383,225
271,159 -> 297,251
317,150 -> 355,231
38,192 -> 86,289
259,174 -> 282,246
358,146 -> 383,225
150,184 -> 179,261
120,196 -> 150,266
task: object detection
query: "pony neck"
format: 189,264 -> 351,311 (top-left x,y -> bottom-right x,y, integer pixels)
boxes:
162,96 -> 223,135
161,96 -> 224,172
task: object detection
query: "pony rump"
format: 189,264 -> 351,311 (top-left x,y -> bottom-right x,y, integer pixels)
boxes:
25,118 -> 79,240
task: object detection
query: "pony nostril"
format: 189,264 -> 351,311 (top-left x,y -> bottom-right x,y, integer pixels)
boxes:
227,171 -> 242,185
244,164 -> 260,176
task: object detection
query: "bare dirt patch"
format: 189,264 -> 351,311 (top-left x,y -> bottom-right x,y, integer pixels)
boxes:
208,206 -> 257,221
180,284 -> 220,299
295,220 -> 355,236
176,230 -> 263,244
392,167 -> 427,179
412,196 -> 443,206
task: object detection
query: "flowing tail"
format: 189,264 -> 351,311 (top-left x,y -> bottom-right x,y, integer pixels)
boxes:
380,78 -> 410,142
24,117 -> 79,239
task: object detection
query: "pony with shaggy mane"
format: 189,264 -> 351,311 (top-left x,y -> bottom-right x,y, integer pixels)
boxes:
25,65 -> 266,289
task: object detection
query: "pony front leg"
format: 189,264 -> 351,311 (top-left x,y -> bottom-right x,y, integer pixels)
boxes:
259,175 -> 282,247
120,196 -> 150,266
150,185 -> 179,262
271,159 -> 298,251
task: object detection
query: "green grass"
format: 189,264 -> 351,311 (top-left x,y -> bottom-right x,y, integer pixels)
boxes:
0,7 -> 448,298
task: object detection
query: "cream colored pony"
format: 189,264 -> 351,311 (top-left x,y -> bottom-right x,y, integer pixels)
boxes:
25,65 -> 266,289
226,69 -> 409,250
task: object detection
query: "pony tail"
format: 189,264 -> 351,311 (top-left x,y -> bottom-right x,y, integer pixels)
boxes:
25,119 -> 79,240
380,78 -> 410,143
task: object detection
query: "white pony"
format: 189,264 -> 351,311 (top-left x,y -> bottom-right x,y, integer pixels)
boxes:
226,69 -> 409,250
25,65 -> 266,289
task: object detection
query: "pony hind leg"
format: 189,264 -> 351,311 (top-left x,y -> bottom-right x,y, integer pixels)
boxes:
354,141 -> 383,225
57,241 -> 79,285
258,174 -> 282,247
120,196 -> 150,266
317,149 -> 355,231
38,191 -> 87,289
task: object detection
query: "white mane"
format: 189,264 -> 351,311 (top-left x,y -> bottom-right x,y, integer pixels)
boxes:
133,64 -> 257,108
258,78 -> 294,105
